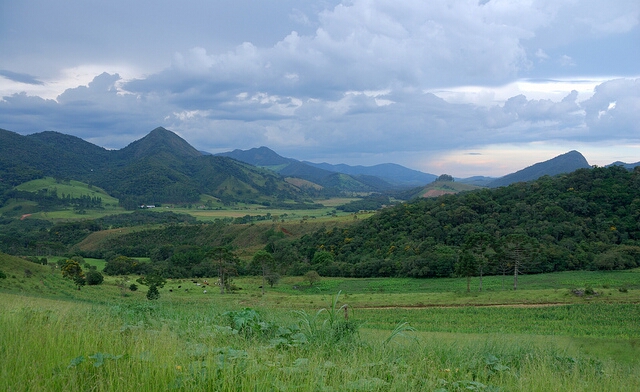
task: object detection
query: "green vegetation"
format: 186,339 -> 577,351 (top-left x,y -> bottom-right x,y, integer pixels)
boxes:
291,165 -> 640,278
0,254 -> 639,391
2,129 -> 640,390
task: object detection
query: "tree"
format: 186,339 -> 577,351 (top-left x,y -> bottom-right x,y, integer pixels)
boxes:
464,233 -> 495,291
208,247 -> 239,294
146,284 -> 160,300
455,251 -> 477,293
501,234 -> 538,290
265,272 -> 281,288
136,275 -> 166,300
61,259 -> 85,290
252,250 -> 275,295
304,270 -> 321,286
85,269 -> 104,285
312,250 -> 334,266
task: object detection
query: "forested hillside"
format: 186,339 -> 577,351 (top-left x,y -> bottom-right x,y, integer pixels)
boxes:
50,165 -> 640,280
277,165 -> 640,277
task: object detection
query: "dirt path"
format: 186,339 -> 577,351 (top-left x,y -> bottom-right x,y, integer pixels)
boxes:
355,302 -> 571,309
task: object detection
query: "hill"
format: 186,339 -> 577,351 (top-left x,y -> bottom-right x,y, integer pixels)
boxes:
608,161 -> 640,170
218,146 -> 431,191
116,127 -> 202,161
487,150 -> 591,188
0,127 -> 308,208
412,179 -> 482,198
304,161 -> 437,187
284,165 -> 640,278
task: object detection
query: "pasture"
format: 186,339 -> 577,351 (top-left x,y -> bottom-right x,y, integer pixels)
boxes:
1,256 -> 639,391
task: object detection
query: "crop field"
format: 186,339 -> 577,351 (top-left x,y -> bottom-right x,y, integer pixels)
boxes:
1,256 -> 639,391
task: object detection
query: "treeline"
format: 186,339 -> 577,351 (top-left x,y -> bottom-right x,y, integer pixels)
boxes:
80,165 -> 640,280
0,211 -> 198,255
276,165 -> 640,277
336,195 -> 392,212
3,188 -> 103,210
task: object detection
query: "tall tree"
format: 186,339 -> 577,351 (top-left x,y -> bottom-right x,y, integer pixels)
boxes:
61,259 -> 85,290
208,247 -> 238,294
464,233 -> 495,291
252,250 -> 275,295
455,251 -> 477,293
501,234 -> 538,290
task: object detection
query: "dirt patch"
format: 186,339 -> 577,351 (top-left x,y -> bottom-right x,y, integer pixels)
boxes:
422,189 -> 456,198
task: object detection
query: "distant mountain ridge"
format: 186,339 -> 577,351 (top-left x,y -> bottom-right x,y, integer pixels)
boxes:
304,161 -> 437,186
3,126 -> 639,208
608,161 -> 640,170
487,150 -> 592,188
217,146 -> 437,189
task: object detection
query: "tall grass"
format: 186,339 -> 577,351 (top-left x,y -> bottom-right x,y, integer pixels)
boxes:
2,292 -> 639,391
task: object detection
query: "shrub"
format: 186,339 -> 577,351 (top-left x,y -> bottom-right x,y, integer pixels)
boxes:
146,284 -> 160,300
129,283 -> 138,291
85,270 -> 104,285
0,270 -> 6,279
304,270 -> 321,286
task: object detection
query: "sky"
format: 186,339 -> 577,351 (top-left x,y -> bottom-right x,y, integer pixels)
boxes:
1,0 -> 639,177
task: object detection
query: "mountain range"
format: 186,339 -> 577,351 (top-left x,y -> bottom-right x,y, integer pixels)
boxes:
2,126 -> 639,207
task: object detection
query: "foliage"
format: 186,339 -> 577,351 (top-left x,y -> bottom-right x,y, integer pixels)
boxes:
103,255 -> 151,276
304,270 -> 321,286
136,275 -> 166,289
336,194 -> 391,212
265,272 -> 281,288
207,247 -> 239,294
61,259 -> 85,289
252,250 -> 275,294
290,165 -> 640,278
145,284 -> 159,300
136,275 -> 166,300
84,269 -> 104,285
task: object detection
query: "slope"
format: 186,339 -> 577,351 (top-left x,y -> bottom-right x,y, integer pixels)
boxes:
487,150 -> 591,188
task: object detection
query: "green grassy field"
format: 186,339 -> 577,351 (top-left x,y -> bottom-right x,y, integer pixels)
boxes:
1,254 -> 639,391
5,178 -> 369,223
16,177 -> 120,205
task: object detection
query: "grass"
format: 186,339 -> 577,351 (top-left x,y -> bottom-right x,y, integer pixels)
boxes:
1,254 -> 639,391
15,177 -> 119,205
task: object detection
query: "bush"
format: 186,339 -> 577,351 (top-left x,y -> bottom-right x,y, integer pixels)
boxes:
0,270 -> 6,279
129,283 -> 138,291
85,270 -> 104,285
146,284 -> 160,300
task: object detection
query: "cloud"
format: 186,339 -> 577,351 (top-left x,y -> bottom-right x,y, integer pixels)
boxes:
583,78 -> 640,138
0,70 -> 44,85
1,1 -> 639,175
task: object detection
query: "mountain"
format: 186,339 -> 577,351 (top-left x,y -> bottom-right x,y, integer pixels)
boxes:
0,127 -> 306,207
218,146 -> 394,192
118,127 -> 202,161
457,176 -> 496,187
607,161 -> 640,170
217,146 -> 435,190
487,150 -> 591,188
219,146 -> 294,168
304,162 -> 437,187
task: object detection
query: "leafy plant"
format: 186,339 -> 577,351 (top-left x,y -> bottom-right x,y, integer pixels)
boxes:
383,321 -> 416,345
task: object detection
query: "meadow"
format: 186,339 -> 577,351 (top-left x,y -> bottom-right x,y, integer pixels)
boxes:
1,255 -> 639,391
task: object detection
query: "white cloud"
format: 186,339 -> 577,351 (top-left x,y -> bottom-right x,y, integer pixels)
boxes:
2,0 -> 639,176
